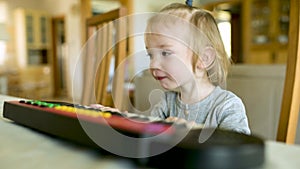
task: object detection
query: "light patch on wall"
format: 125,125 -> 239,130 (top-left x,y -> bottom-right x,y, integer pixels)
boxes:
0,1 -> 8,65
0,1 -> 7,22
215,10 -> 231,58
218,21 -> 231,58
0,41 -> 6,65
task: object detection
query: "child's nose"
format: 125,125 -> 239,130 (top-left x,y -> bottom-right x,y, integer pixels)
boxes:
149,57 -> 161,69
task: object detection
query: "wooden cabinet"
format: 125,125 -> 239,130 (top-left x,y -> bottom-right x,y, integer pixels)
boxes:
13,8 -> 53,99
25,11 -> 51,48
14,8 -> 51,67
242,0 -> 290,64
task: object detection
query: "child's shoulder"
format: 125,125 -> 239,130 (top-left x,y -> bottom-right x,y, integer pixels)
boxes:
212,86 -> 243,103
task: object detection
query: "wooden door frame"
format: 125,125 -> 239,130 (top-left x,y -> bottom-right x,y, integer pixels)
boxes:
51,16 -> 66,97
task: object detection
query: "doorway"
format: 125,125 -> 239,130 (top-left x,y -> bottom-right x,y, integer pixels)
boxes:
52,16 -> 68,98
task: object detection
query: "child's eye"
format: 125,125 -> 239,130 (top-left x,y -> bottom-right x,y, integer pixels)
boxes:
161,50 -> 172,57
146,52 -> 153,59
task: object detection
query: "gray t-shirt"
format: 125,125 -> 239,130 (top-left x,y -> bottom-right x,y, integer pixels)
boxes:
150,86 -> 251,135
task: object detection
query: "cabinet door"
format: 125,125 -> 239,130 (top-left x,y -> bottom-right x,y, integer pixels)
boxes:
25,12 -> 35,46
38,13 -> 50,47
24,11 -> 50,48
274,50 -> 288,63
248,50 -> 273,64
243,0 -> 290,64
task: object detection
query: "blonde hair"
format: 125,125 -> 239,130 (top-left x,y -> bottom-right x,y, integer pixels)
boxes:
145,3 -> 230,86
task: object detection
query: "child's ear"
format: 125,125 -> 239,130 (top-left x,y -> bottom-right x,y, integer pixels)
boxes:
196,46 -> 216,69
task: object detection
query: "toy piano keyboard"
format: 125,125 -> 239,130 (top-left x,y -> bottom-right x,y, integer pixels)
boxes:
3,100 -> 265,169
3,100 -> 175,144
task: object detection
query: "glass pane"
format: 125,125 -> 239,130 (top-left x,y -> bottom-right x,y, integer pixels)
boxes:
40,16 -> 47,44
278,0 -> 290,44
26,15 -> 34,43
251,0 -> 270,44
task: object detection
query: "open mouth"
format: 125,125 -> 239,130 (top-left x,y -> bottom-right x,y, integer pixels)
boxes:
155,76 -> 167,81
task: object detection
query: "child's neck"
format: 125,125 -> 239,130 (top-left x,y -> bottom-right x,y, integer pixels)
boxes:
179,80 -> 216,104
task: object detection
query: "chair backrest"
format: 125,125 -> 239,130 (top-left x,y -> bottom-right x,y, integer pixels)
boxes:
81,7 -> 127,110
276,0 -> 300,144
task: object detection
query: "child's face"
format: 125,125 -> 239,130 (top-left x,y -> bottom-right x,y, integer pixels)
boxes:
145,34 -> 194,90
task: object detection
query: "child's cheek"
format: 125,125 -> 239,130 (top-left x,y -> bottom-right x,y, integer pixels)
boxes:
169,67 -> 193,85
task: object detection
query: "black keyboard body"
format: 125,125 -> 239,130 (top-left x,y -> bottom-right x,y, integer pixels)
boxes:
3,100 -> 265,169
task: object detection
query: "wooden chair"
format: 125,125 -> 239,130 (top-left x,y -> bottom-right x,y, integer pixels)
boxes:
276,0 -> 300,144
81,7 -> 128,110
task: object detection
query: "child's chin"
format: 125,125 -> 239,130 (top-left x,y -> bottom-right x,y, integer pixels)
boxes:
161,84 -> 180,92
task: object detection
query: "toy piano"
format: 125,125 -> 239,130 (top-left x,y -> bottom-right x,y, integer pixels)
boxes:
3,100 -> 265,169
